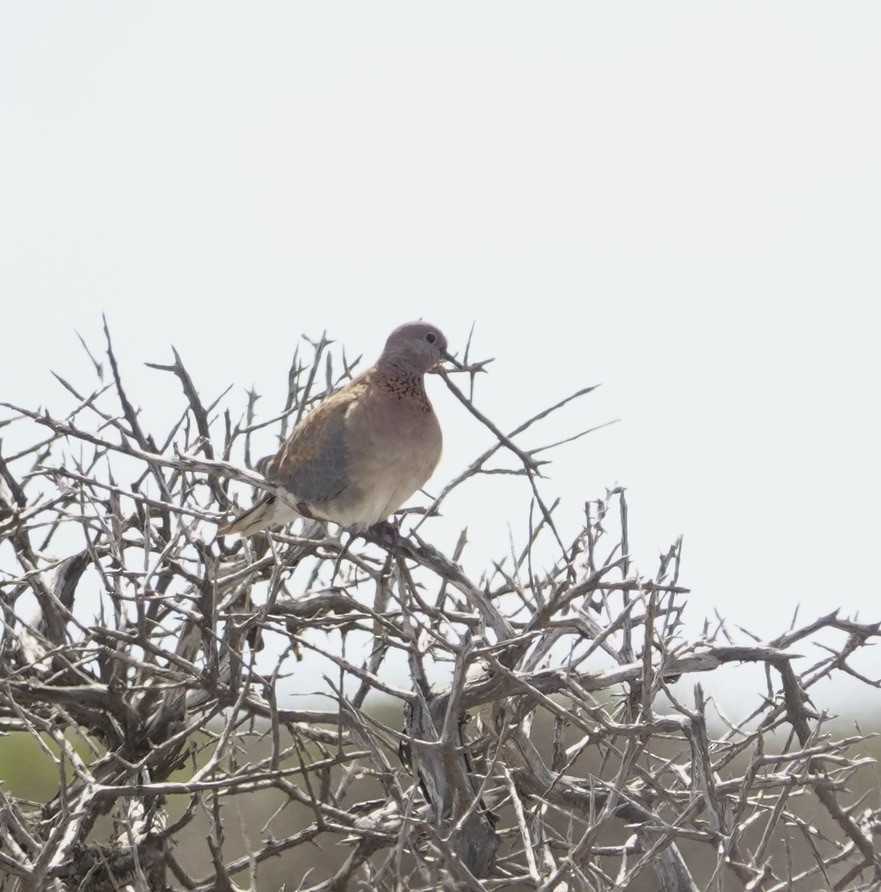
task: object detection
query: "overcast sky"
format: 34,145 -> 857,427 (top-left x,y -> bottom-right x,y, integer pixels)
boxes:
2,3 -> 879,706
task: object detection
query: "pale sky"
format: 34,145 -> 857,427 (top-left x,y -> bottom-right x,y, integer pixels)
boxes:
2,3 -> 880,705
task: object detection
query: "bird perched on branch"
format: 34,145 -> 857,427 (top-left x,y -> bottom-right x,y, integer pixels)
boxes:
218,321 -> 459,538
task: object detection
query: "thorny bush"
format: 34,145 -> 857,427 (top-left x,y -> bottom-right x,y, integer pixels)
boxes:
0,325 -> 879,891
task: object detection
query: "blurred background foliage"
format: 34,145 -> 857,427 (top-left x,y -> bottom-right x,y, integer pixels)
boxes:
3,702 -> 877,890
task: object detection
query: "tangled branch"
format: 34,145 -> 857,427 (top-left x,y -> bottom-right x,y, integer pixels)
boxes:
0,327 -> 878,891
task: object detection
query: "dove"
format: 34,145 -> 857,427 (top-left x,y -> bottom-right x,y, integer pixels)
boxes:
219,322 -> 457,537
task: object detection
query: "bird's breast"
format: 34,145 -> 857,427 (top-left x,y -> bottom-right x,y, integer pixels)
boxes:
338,392 -> 443,527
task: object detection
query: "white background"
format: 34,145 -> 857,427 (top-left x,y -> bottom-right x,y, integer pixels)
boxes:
2,3 -> 879,708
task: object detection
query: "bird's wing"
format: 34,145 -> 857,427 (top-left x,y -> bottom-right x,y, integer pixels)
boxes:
258,382 -> 363,505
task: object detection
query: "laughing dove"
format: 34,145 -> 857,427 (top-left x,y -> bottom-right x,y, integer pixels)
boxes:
218,322 -> 457,538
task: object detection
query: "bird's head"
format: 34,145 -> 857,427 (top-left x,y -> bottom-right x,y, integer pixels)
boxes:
379,322 -> 461,374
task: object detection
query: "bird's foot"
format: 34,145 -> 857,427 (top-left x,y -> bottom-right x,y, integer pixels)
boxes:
363,519 -> 400,547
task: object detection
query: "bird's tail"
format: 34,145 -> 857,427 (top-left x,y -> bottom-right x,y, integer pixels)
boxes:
217,494 -> 278,538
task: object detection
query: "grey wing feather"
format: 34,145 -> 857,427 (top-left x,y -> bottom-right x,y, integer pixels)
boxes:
259,397 -> 353,505
281,433 -> 349,504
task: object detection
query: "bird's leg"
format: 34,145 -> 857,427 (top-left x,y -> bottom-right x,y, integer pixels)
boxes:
363,519 -> 400,548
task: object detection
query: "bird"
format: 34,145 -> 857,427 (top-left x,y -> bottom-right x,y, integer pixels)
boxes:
218,321 -> 458,538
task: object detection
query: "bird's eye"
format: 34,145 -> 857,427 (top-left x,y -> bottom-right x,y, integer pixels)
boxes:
425,332 -> 437,344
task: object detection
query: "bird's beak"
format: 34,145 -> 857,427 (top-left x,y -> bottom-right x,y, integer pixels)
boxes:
440,348 -> 465,370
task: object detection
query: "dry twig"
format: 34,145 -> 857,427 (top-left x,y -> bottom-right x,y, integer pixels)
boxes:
0,330 -> 878,891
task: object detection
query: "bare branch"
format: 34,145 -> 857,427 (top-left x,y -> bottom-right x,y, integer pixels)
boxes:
0,325 -> 878,891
